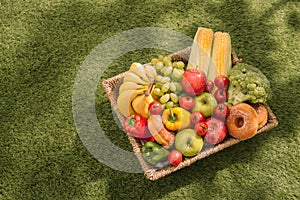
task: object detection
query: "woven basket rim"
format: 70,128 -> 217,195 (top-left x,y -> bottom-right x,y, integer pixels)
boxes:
102,47 -> 278,181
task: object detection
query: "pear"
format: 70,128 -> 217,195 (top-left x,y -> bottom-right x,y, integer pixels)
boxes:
131,92 -> 154,119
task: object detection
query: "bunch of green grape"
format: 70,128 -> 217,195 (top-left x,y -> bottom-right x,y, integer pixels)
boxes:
151,55 -> 185,109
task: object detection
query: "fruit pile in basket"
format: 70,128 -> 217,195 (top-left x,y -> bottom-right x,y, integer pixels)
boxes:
116,27 -> 272,167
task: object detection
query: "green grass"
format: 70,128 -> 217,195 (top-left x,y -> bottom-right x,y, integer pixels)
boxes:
1,0 -> 299,199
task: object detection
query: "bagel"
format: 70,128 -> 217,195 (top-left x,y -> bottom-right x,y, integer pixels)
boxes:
251,103 -> 268,129
226,103 -> 258,140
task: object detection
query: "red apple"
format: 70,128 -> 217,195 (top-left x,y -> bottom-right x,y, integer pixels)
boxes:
190,111 -> 206,125
214,89 -> 228,103
179,95 -> 195,110
181,69 -> 207,96
168,149 -> 182,166
205,80 -> 215,93
204,117 -> 227,145
194,122 -> 208,136
149,101 -> 163,115
214,75 -> 229,89
213,103 -> 230,120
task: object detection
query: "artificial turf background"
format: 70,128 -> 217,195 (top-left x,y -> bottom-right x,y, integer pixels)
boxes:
1,0 -> 299,199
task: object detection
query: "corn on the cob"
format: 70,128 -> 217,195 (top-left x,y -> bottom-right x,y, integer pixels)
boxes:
208,32 -> 232,81
197,28 -> 214,72
187,27 -> 214,75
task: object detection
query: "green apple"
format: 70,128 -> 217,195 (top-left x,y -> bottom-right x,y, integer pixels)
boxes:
193,92 -> 217,117
175,129 -> 203,157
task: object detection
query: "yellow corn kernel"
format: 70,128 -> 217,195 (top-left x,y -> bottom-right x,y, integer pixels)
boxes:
196,27 -> 214,72
209,32 -> 232,81
187,27 -> 213,73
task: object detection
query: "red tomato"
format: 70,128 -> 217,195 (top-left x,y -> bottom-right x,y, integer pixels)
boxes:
205,80 -> 215,93
213,103 -> 230,120
214,89 -> 228,103
179,95 -> 195,110
214,75 -> 229,89
194,122 -> 208,136
168,150 -> 182,166
190,111 -> 206,125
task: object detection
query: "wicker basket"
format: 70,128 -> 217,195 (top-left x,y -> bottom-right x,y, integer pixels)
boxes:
102,47 -> 278,181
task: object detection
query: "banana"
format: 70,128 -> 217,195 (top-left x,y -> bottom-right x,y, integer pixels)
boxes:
144,64 -> 157,80
118,82 -> 146,95
123,71 -> 149,85
129,62 -> 143,70
117,62 -> 159,118
129,63 -> 149,82
147,115 -> 175,149
131,93 -> 154,119
117,89 -> 144,117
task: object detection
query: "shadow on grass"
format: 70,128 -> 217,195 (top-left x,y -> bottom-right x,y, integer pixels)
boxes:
1,0 -> 193,199
1,0 -> 141,198
287,10 -> 300,30
104,143 -> 259,199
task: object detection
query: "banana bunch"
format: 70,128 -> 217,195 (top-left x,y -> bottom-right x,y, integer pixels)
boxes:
117,63 -> 157,119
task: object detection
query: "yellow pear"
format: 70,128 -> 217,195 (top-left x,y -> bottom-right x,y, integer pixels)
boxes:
131,93 -> 154,119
